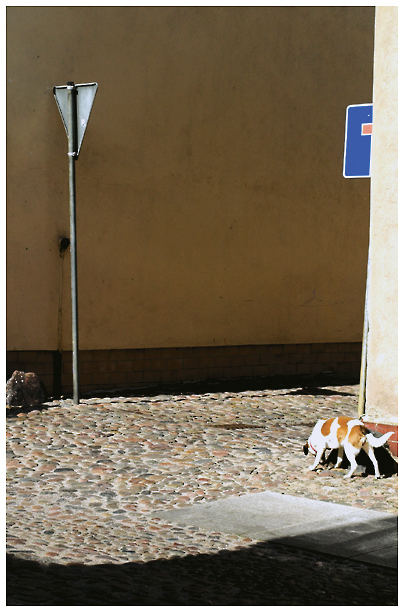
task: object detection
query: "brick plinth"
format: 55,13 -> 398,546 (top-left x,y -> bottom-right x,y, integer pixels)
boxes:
7,342 -> 362,398
363,421 -> 398,457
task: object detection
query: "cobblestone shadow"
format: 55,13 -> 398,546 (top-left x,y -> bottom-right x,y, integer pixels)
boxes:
281,386 -> 356,396
6,403 -> 49,419
7,541 -> 397,606
325,445 -> 398,477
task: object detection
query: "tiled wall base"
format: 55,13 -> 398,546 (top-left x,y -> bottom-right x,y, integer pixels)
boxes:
7,342 -> 361,398
362,421 -> 398,458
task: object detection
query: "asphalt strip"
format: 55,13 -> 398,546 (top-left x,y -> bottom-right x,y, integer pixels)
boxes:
153,490 -> 397,569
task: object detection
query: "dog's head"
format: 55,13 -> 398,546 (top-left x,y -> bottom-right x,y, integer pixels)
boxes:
303,438 -> 317,456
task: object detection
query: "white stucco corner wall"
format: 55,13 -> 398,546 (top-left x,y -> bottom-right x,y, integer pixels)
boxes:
365,7 -> 398,423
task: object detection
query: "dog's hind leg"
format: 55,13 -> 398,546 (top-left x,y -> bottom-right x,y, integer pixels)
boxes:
362,441 -> 381,479
343,443 -> 360,478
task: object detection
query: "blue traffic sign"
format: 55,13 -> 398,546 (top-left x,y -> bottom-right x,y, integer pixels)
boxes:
343,103 -> 373,178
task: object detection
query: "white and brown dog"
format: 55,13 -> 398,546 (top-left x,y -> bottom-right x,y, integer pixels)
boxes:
303,416 -> 394,479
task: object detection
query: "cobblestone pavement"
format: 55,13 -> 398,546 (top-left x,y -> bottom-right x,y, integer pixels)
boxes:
7,383 -> 398,605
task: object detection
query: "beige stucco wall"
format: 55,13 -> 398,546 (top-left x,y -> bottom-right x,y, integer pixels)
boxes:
365,7 -> 398,423
7,6 -> 374,351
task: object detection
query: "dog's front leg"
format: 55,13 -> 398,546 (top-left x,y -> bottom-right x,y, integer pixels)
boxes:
333,447 -> 344,469
308,446 -> 326,471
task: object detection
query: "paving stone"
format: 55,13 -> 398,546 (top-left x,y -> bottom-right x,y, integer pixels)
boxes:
6,383 -> 398,604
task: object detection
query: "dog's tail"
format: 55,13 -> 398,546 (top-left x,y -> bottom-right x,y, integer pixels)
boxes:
365,430 -> 394,448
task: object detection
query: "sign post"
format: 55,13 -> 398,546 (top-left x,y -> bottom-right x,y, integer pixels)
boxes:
53,81 -> 98,404
343,102 -> 373,418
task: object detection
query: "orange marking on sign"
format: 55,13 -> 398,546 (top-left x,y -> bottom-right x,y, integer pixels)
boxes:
362,123 -> 372,135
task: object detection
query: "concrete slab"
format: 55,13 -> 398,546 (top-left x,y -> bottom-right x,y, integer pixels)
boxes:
153,491 -> 397,569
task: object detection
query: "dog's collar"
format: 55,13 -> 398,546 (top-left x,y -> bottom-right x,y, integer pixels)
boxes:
309,441 -> 317,453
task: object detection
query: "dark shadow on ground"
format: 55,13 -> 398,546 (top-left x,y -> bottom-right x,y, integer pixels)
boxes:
6,403 -> 50,419
7,537 -> 397,606
281,386 -> 355,396
273,515 -> 398,570
324,444 -> 398,477
72,374 -> 359,401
